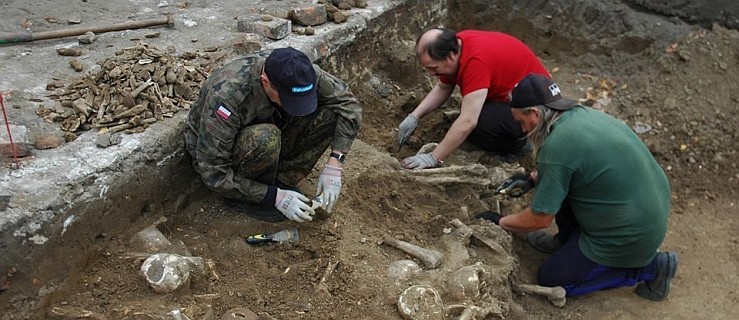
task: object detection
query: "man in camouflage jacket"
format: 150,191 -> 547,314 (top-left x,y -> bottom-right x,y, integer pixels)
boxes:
184,47 -> 362,222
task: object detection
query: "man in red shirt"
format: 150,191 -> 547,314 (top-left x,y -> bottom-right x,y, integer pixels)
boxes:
399,28 -> 550,169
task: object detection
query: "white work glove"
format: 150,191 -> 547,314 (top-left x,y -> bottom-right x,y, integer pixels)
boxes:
275,188 -> 314,222
316,165 -> 342,213
397,114 -> 419,146
402,153 -> 441,170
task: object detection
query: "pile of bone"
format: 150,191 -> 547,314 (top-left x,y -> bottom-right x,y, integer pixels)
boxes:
38,43 -> 209,138
383,218 -> 567,320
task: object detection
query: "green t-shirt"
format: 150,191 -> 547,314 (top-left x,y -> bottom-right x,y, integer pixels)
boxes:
532,106 -> 670,268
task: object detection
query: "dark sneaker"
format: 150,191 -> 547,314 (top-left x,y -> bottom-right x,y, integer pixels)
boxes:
635,251 -> 679,301
223,198 -> 286,222
526,231 -> 562,254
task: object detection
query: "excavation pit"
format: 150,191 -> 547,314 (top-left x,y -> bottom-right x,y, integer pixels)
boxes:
1,0 -> 737,319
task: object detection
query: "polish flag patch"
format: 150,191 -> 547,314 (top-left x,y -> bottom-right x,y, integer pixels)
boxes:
216,105 -> 232,120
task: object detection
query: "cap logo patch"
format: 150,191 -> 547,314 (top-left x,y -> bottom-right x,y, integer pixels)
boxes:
216,105 -> 232,120
291,83 -> 314,93
548,83 -> 561,97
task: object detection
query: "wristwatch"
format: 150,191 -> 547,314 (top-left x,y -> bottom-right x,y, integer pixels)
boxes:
329,152 -> 346,163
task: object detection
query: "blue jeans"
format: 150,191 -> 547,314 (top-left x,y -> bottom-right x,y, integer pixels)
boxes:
537,201 -> 660,296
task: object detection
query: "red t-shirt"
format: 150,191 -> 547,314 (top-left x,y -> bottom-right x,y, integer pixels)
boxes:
440,30 -> 550,102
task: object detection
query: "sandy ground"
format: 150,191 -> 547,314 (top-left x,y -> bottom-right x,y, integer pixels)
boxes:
1,0 -> 737,319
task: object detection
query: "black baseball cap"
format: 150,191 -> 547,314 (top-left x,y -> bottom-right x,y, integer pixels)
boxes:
264,47 -> 318,116
510,74 -> 577,111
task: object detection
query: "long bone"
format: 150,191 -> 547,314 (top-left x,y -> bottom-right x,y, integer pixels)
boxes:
383,235 -> 444,269
512,283 -> 567,307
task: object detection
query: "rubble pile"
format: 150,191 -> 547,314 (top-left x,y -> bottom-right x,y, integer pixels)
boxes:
37,43 -> 210,140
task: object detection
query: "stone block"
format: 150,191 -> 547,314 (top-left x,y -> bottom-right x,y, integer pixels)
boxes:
0,124 -> 31,158
237,15 -> 291,40
289,5 -> 328,26
0,191 -> 10,211
230,34 -> 263,55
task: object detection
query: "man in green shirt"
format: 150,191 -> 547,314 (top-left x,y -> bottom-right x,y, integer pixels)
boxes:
476,74 -> 677,300
185,47 -> 361,222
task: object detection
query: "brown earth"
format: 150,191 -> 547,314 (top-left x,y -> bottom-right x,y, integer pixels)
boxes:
1,0 -> 738,319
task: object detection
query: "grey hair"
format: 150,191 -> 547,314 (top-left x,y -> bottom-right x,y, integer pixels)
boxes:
521,105 -> 563,159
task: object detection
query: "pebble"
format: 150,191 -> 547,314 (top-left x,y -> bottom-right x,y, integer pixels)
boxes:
69,59 -> 84,72
57,48 -> 82,56
34,135 -> 64,150
77,31 -> 96,44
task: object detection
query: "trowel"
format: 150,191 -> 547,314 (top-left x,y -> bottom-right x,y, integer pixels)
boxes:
245,228 -> 300,245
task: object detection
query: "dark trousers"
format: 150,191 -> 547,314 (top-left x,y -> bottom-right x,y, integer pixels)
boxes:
232,107 -> 337,187
466,101 -> 527,154
537,201 -> 660,296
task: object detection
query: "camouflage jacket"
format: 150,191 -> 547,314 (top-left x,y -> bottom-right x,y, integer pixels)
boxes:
185,51 -> 362,203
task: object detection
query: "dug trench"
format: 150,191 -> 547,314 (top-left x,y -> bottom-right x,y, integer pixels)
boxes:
2,0 -> 738,319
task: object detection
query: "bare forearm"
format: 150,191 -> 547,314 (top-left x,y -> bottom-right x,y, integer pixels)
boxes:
412,82 -> 453,118
431,89 -> 486,161
431,120 -> 475,161
498,207 -> 554,232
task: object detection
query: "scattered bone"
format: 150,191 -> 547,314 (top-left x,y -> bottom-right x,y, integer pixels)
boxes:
512,283 -> 567,307
387,259 -> 422,281
397,285 -> 444,320
450,219 -> 506,256
193,293 -> 220,300
445,303 -> 504,320
114,104 -> 147,119
314,260 -> 339,295
206,259 -> 219,281
49,306 -> 106,319
221,307 -> 259,320
457,305 -> 494,320
383,235 -> 443,269
169,309 -> 193,320
106,117 -> 157,133
130,79 -> 154,99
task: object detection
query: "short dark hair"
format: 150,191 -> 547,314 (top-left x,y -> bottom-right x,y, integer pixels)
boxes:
418,28 -> 459,60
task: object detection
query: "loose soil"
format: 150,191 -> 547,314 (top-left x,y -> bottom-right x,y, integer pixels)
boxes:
1,0 -> 737,319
